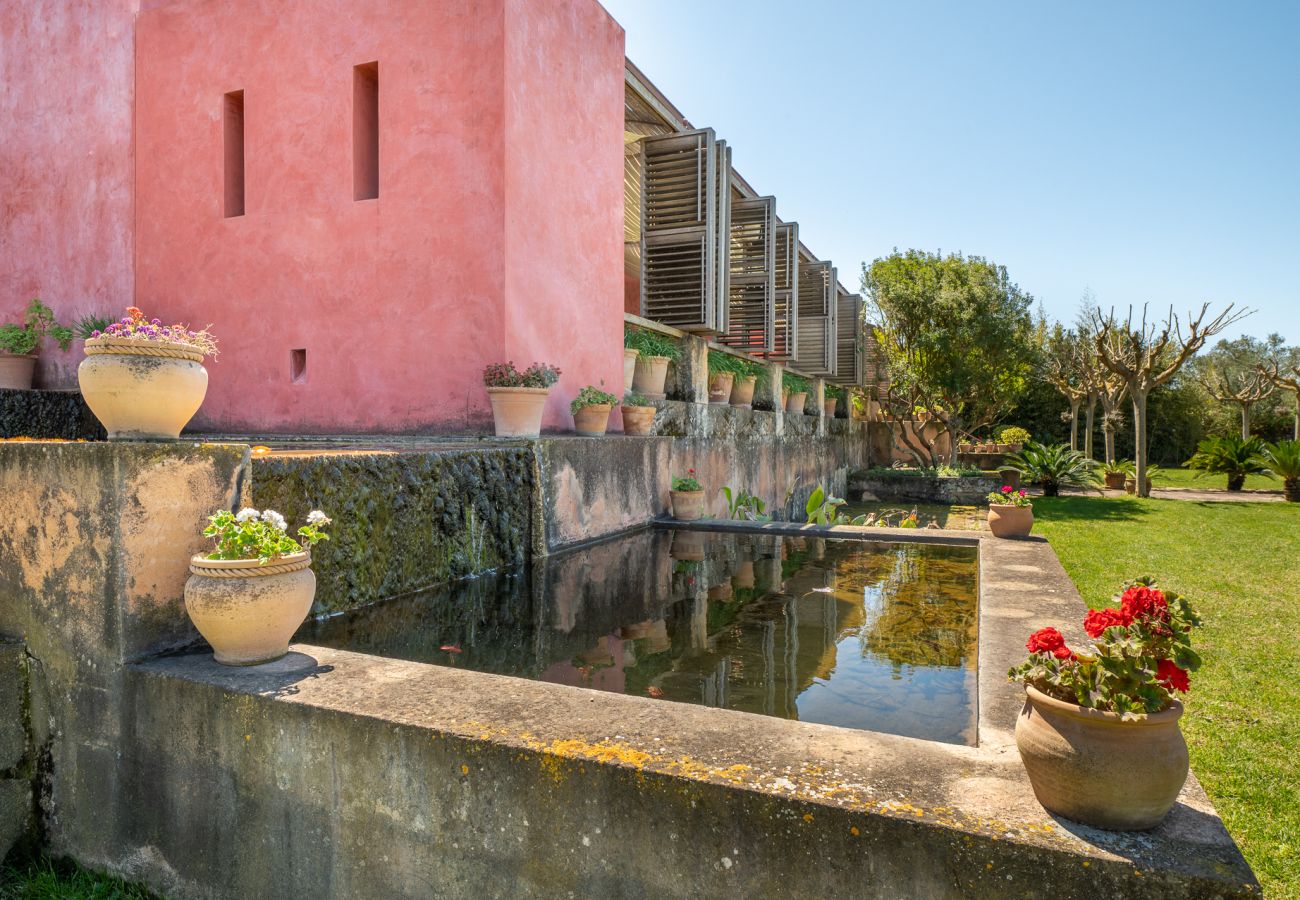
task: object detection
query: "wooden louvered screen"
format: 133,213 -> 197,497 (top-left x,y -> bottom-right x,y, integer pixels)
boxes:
714,141 -> 731,334
639,129 -> 729,333
795,260 -> 836,374
765,222 -> 798,360
718,195 -> 776,353
833,291 -> 864,385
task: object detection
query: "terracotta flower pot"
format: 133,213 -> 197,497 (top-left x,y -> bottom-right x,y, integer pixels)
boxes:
623,348 -> 639,392
486,386 -> 550,438
184,553 -> 317,666
729,375 -> 757,408
1015,685 -> 1188,830
732,559 -> 756,589
1124,477 -> 1152,495
998,468 -> 1022,490
670,490 -> 706,521
1104,471 -> 1126,490
621,404 -> 656,436
0,353 -> 37,391
707,581 -> 732,601
708,372 -> 734,405
670,529 -> 705,561
572,403 -> 612,437
823,397 -> 838,417
987,504 -> 1034,538
785,391 -> 807,415
632,355 -> 670,399
78,337 -> 208,440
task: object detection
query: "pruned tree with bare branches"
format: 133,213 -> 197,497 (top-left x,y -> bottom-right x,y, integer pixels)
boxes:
1260,359 -> 1300,441
1200,365 -> 1274,440
1041,324 -> 1089,452
1092,303 -> 1251,497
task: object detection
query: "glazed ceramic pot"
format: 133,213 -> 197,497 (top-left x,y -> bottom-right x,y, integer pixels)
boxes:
184,553 -> 316,666
708,372 -> 734,405
78,337 -> 208,440
0,353 -> 37,391
632,355 -> 670,399
999,468 -> 1022,491
1104,471 -> 1126,490
670,489 -> 706,521
987,504 -> 1033,538
486,386 -> 550,438
823,397 -> 838,417
785,391 -> 807,415
1015,685 -> 1188,830
623,348 -> 639,392
621,404 -> 656,436
729,375 -> 757,408
572,403 -> 612,437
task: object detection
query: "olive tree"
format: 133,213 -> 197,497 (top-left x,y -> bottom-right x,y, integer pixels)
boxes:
863,250 -> 1035,465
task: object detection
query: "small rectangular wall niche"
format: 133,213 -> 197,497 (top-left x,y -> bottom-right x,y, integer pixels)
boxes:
290,349 -> 307,384
223,91 -> 245,217
353,62 -> 379,201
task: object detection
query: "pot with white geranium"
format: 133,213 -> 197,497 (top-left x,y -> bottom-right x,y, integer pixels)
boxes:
985,485 -> 1033,538
184,508 -> 331,666
1009,577 -> 1200,830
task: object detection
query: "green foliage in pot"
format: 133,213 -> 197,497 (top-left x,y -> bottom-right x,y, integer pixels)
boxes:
570,384 -> 617,415
783,372 -> 809,395
0,298 -> 73,356
1185,434 -> 1269,491
998,426 -> 1031,444
1261,440 -> 1299,500
624,328 -> 681,362
825,384 -> 846,400
203,508 -> 332,563
671,469 -> 701,492
1103,459 -> 1135,476
622,390 -> 652,408
1004,441 -> 1101,496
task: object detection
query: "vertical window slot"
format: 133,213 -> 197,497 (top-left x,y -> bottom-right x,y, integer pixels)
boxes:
353,62 -> 379,200
290,349 -> 307,384
223,91 -> 245,217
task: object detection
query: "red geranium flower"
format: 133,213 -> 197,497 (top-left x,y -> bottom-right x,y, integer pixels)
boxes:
1026,627 -> 1066,655
1052,645 -> 1076,661
1083,606 -> 1132,638
1120,584 -> 1168,623
1156,658 -> 1190,693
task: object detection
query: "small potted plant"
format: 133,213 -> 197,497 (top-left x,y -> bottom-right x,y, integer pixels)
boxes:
184,508 -> 331,666
621,390 -> 656,436
783,372 -> 809,414
1125,464 -> 1158,494
986,485 -> 1033,537
0,298 -> 73,391
707,351 -> 735,405
998,426 -> 1031,451
823,384 -> 844,418
483,361 -> 561,438
729,359 -> 761,408
626,329 -> 680,399
1103,459 -> 1132,491
670,468 -> 706,520
570,384 -> 617,436
622,329 -> 640,392
1009,577 -> 1200,830
79,306 -> 216,439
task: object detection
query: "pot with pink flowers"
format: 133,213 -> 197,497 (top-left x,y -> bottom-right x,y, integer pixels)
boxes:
986,485 -> 1033,538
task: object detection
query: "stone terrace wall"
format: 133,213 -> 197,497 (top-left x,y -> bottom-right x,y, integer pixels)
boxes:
0,388 -> 104,440
0,641 -> 32,862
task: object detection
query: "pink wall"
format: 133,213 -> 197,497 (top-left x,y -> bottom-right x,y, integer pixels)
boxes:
0,0 -> 138,389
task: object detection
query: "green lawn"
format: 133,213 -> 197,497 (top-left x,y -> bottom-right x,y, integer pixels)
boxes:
0,855 -> 156,900
1033,495 -> 1299,897
1153,466 -> 1280,492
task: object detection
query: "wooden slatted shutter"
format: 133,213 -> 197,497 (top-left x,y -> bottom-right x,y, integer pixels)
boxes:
795,259 -> 835,374
767,222 -> 798,360
833,291 -> 863,385
639,129 -> 722,332
718,195 -> 776,353
713,142 -> 732,334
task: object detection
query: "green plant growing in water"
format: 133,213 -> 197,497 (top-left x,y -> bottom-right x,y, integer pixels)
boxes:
1004,441 -> 1101,497
1185,435 -> 1270,491
1261,440 -> 1300,501
570,384 -> 617,414
624,328 -> 682,362
0,298 -> 73,356
721,486 -> 771,522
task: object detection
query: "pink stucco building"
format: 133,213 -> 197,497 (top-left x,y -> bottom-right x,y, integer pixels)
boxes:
2,0 -> 625,434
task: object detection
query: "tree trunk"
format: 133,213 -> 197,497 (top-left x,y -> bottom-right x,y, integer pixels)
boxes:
1133,389 -> 1151,498
1068,400 -> 1080,451
1084,397 -> 1096,460
1103,425 -> 1116,466
1227,473 -> 1245,492
1294,394 -> 1298,442
1240,402 -> 1251,440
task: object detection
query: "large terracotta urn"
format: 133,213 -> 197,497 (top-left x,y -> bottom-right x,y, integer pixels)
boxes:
0,353 -> 37,391
78,337 -> 208,440
184,553 -> 317,666
987,504 -> 1034,538
1015,686 -> 1188,830
632,355 -> 670,399
486,386 -> 550,438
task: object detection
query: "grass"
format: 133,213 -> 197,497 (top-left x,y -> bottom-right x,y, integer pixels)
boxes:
1153,466 -> 1279,492
0,855 -> 157,900
1032,494 -> 1299,897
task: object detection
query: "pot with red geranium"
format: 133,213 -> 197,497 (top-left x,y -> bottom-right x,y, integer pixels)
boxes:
1009,577 -> 1200,830
484,361 -> 561,438
985,486 -> 1032,538
670,469 -> 706,521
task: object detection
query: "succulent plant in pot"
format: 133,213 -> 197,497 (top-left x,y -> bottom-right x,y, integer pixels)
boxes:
625,329 -> 680,399
0,298 -> 73,391
483,361 -> 561,438
670,468 -> 706,521
570,384 -> 617,436
1009,577 -> 1201,830
621,390 -> 657,436
79,306 -> 217,439
185,508 -> 331,666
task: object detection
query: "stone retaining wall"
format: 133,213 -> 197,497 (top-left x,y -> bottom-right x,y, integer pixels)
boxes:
0,642 -> 32,862
851,472 -> 1002,505
0,388 -> 104,440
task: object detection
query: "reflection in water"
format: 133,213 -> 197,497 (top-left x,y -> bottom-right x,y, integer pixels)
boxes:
300,529 -> 979,745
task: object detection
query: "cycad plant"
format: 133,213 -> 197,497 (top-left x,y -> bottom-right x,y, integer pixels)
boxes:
1262,440 -> 1300,502
1184,435 -> 1269,491
1004,442 -> 1102,497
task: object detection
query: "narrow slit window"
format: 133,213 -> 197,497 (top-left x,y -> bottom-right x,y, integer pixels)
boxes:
290,349 -> 307,384
223,91 -> 245,217
353,62 -> 379,200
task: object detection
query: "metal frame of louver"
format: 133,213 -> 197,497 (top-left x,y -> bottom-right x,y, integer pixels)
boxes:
718,194 -> 776,354
795,258 -> 836,375
714,141 -> 731,334
832,290 -> 864,386
639,128 -> 729,333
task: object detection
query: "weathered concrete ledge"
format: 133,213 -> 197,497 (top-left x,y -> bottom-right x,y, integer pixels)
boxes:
111,527 -> 1254,898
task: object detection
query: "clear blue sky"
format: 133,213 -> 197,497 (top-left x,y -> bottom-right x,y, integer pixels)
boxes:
601,0 -> 1298,341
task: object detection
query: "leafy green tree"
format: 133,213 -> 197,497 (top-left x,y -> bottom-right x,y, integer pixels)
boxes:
863,250 -> 1035,465
1193,335 -> 1286,439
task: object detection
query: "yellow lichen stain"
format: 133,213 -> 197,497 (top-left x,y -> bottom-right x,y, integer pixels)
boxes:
1082,861 -> 1090,868
244,734 -> 251,742
460,765 -> 469,776
849,826 -> 860,837
802,813 -> 814,824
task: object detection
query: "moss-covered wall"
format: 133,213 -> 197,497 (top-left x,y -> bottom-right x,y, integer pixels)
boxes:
0,389 -> 104,440
251,448 -> 533,613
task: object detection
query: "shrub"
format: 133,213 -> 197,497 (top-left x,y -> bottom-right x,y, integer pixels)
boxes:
998,426 -> 1031,444
1185,435 -> 1270,491
0,298 -> 73,356
1261,440 -> 1300,501
1004,441 -> 1101,496
624,328 -> 681,362
570,385 -> 617,414
483,361 -> 561,389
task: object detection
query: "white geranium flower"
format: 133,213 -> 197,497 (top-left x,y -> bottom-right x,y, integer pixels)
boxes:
235,507 -> 260,523
306,510 -> 331,526
261,510 -> 288,531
